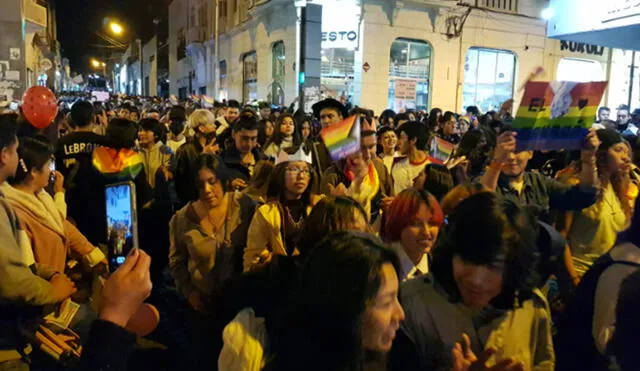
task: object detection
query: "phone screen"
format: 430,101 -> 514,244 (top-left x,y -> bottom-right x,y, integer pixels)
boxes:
105,182 -> 138,272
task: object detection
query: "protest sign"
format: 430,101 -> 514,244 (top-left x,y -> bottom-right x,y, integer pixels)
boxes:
512,81 -> 608,151
320,115 -> 361,161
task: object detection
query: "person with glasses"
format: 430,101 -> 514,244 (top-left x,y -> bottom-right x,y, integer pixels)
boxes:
244,146 -> 322,272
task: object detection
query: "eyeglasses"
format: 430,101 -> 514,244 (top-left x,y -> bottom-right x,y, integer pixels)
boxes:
286,167 -> 311,177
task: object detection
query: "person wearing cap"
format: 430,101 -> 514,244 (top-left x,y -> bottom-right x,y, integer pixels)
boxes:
481,128 -> 600,225
557,129 -> 636,279
310,98 -> 348,177
174,109 -> 219,205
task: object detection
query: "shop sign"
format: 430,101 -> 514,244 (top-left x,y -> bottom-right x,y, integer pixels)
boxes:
604,0 -> 640,22
317,0 -> 360,49
560,41 -> 605,56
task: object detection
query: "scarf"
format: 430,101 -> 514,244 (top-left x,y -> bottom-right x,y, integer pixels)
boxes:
344,161 -> 380,221
0,182 -> 65,236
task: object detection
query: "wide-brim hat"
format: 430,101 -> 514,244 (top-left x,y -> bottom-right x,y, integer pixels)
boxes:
312,98 -> 347,120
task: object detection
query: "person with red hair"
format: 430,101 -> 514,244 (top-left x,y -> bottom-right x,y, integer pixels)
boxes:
382,189 -> 444,281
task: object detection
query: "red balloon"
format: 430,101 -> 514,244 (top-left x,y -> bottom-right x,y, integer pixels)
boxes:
22,86 -> 58,129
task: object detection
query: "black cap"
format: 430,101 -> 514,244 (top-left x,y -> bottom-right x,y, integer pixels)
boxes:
169,105 -> 186,121
596,128 -> 624,152
312,98 -> 347,120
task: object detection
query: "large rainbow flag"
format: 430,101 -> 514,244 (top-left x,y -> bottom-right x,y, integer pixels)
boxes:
320,116 -> 361,161
513,81 -> 608,151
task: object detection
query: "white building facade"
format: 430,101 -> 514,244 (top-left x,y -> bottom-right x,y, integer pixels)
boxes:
167,0 -> 631,114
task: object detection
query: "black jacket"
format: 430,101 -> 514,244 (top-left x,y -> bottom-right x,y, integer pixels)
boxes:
220,146 -> 266,184
78,320 -> 136,371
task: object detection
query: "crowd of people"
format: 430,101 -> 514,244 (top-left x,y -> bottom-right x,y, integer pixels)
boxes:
1,91 -> 640,371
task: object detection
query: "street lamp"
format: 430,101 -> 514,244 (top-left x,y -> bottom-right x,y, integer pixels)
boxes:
110,22 -> 124,35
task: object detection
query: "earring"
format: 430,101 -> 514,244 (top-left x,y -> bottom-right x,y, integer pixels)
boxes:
19,159 -> 28,173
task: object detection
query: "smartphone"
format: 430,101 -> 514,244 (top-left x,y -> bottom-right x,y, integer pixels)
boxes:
49,161 -> 56,183
105,182 -> 139,272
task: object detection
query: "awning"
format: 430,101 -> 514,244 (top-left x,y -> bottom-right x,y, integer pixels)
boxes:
547,0 -> 640,51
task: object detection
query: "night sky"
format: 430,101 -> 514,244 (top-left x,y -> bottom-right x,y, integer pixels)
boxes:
55,0 -> 170,74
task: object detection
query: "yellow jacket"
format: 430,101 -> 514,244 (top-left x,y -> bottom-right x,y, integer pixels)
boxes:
243,195 -> 323,272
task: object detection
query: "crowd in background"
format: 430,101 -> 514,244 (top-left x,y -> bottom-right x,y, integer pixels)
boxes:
1,90 -> 640,371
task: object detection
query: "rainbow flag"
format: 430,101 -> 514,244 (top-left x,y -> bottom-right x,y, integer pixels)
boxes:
92,147 -> 144,179
169,95 -> 179,105
202,95 -> 214,108
513,81 -> 608,151
320,116 -> 361,161
429,137 -> 455,164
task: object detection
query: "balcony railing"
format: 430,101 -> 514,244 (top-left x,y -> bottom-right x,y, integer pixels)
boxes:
475,0 -> 518,13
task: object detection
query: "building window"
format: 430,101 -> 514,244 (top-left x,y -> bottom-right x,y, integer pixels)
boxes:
462,47 -> 516,113
388,38 -> 432,111
321,48 -> 355,99
219,60 -> 228,100
557,58 -> 604,83
243,52 -> 258,102
177,28 -> 186,61
271,41 -> 285,105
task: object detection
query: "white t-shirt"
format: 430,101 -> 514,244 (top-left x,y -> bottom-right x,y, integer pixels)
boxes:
391,156 -> 430,195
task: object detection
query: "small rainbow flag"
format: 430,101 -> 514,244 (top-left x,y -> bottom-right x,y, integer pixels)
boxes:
202,95 -> 214,108
320,116 -> 361,161
429,137 -> 455,164
513,81 -> 608,151
92,147 -> 144,180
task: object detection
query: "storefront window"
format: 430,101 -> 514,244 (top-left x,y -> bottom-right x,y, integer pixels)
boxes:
219,60 -> 228,101
556,58 -> 604,83
271,41 -> 286,105
321,48 -> 355,99
243,52 -> 257,102
462,47 -> 516,113
388,38 -> 431,111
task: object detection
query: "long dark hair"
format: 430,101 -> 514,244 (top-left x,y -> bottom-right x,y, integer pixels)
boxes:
431,192 -> 538,309
270,231 -> 400,371
297,196 -> 368,255
9,135 -> 53,186
265,114 -> 302,149
106,118 -> 138,149
193,154 -> 230,196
